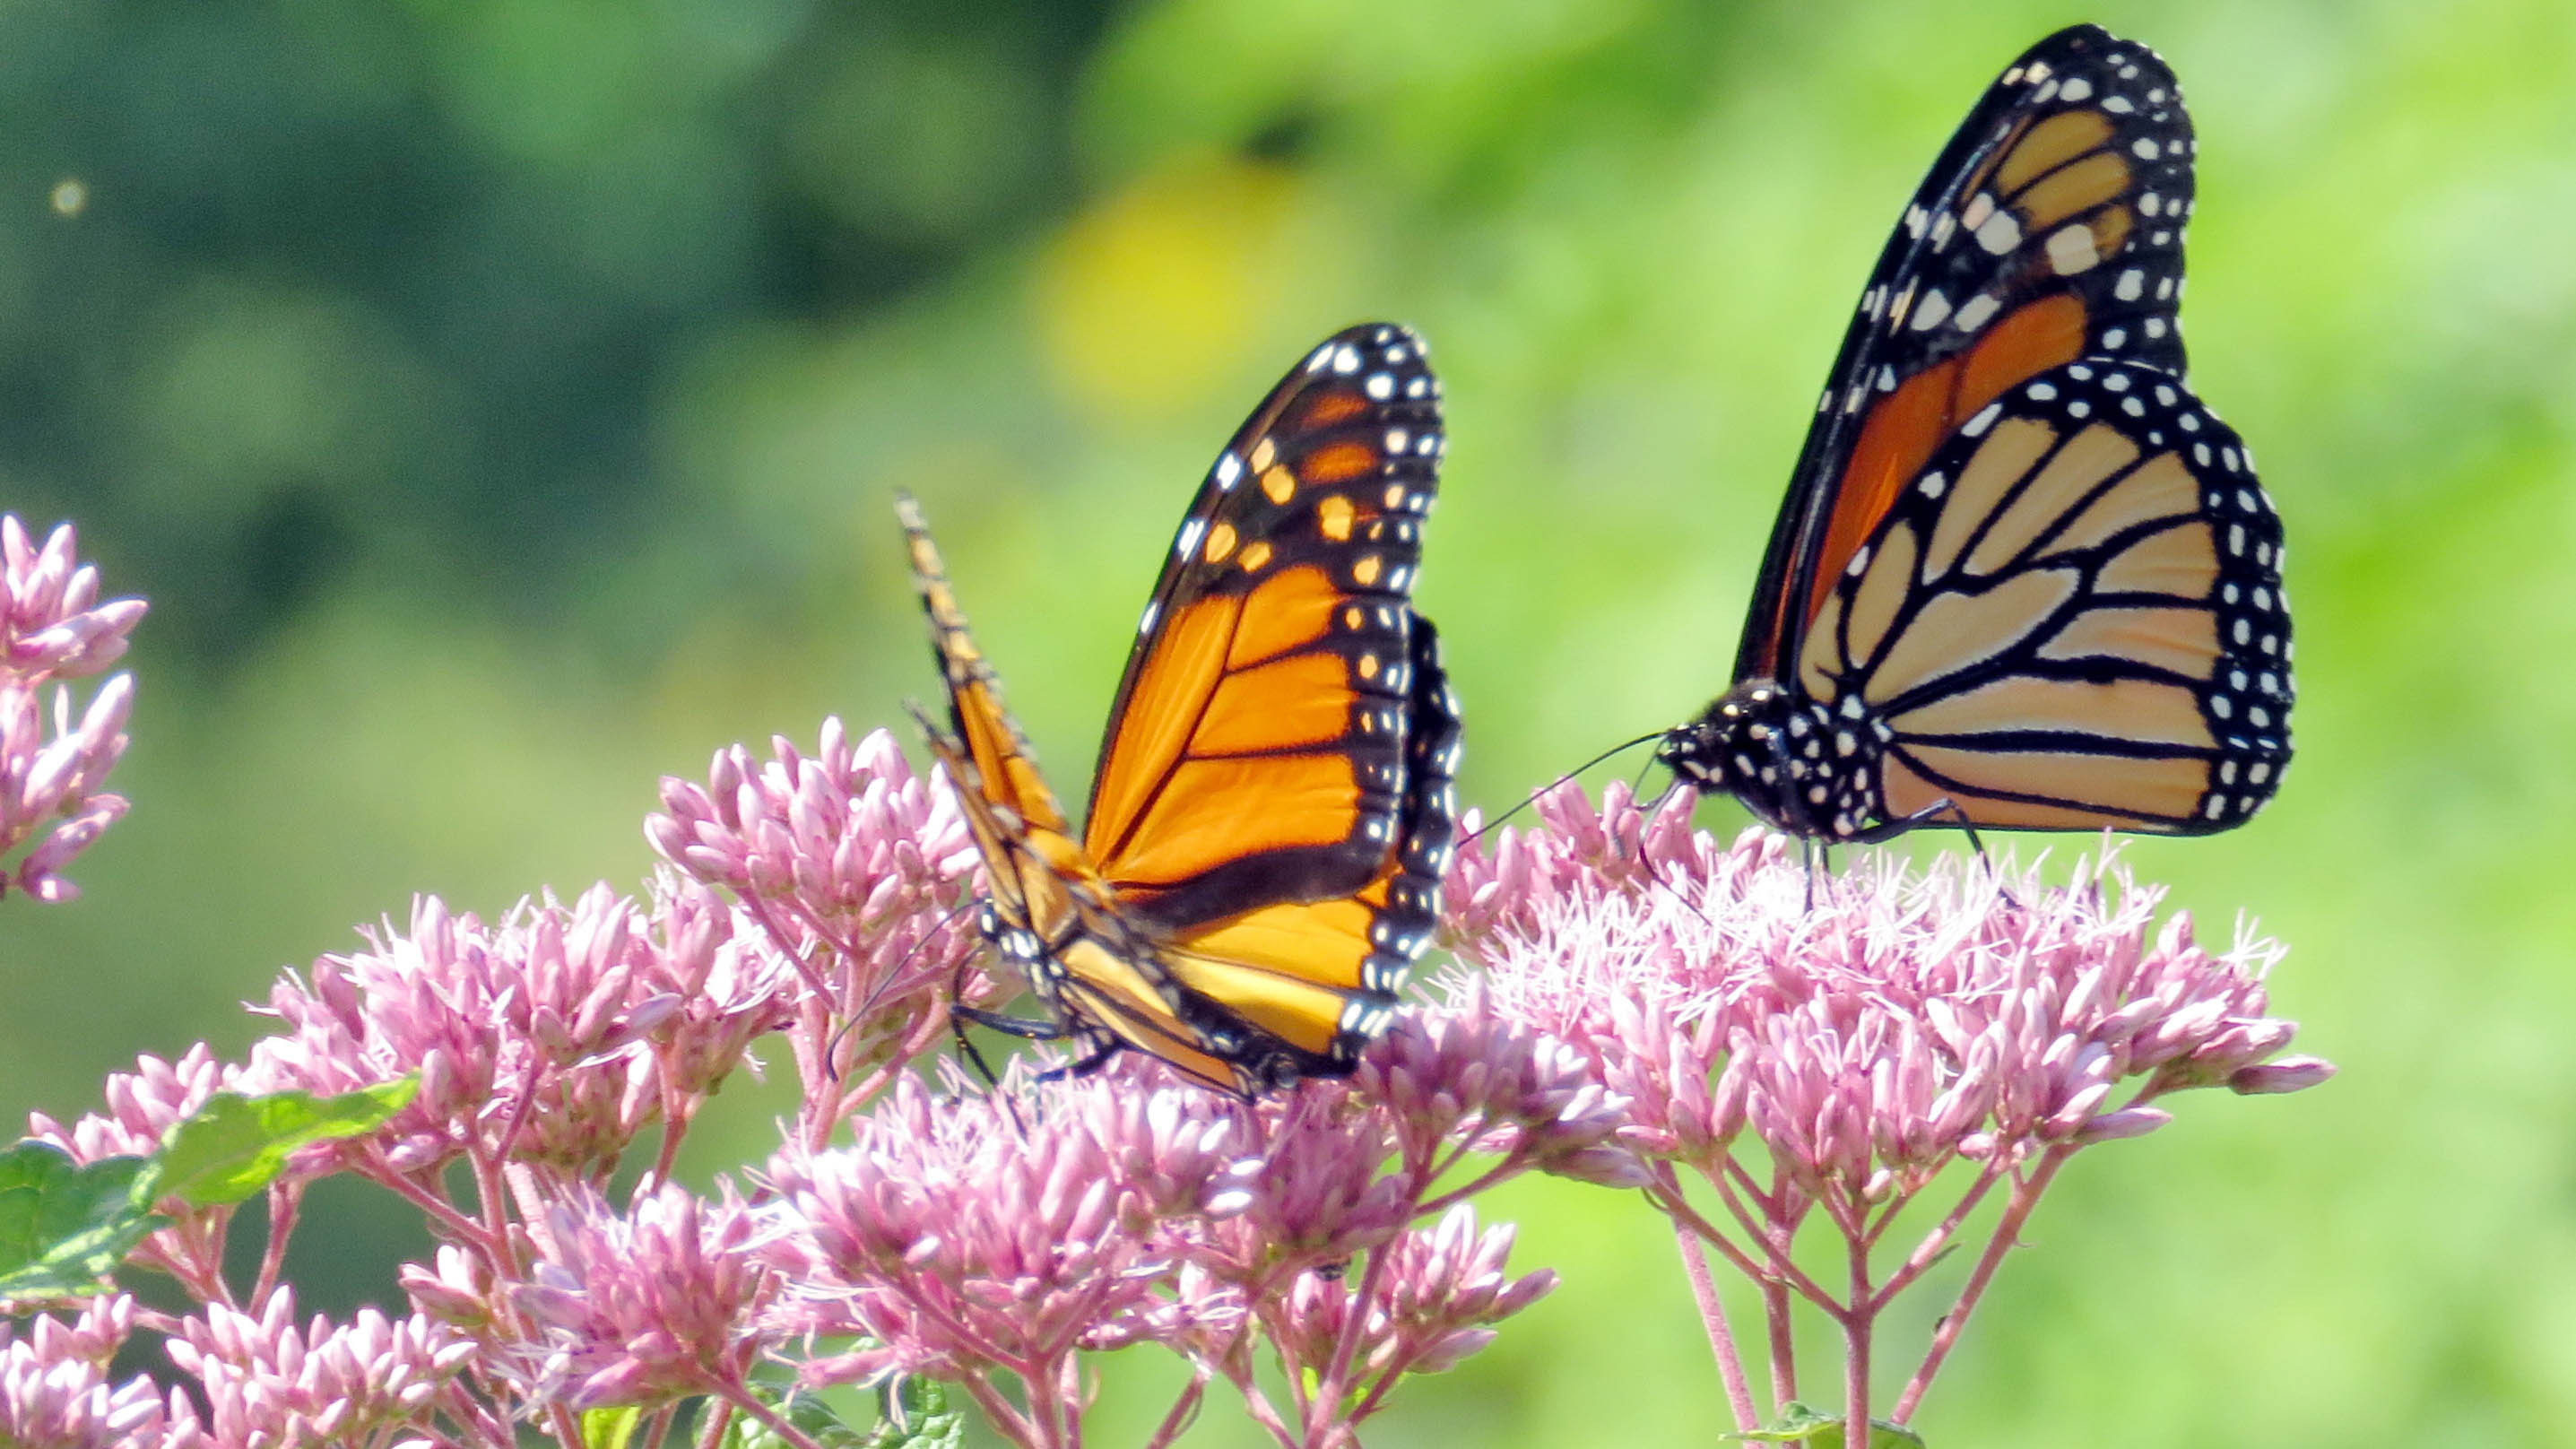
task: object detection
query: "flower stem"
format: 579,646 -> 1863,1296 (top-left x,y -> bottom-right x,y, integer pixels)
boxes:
1890,1146 -> 2071,1423
713,1383 -> 829,1449
1843,1228 -> 1873,1449
1307,1238 -> 1394,1445
1142,1368 -> 1208,1449
692,1400 -> 733,1449
252,1184 -> 299,1306
1672,1218 -> 1759,1430
1869,1160 -> 2005,1312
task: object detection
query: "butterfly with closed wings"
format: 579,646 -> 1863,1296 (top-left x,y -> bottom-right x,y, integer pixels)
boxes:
1658,24 -> 2292,843
903,324 -> 1460,1097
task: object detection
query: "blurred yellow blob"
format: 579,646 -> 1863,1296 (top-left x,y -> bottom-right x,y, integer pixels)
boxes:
49,178 -> 86,217
1034,158 -> 1301,423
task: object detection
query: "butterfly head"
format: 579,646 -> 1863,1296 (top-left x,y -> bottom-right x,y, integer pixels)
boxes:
1661,682 -> 1887,839
1658,683 -> 1794,816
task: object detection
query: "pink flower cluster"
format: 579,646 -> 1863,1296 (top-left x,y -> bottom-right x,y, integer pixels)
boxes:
0,516 -> 143,902
1439,780 -> 2333,1436
165,1289 -> 478,1449
518,1183 -> 779,1410
762,1040 -> 1595,1449
242,880 -> 798,1178
1447,781 -> 2329,1193
0,1297 -> 173,1449
648,718 -> 987,1132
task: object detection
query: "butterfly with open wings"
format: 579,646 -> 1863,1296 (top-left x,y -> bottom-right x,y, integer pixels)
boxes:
1658,24 -> 2292,842
902,323 -> 1460,1097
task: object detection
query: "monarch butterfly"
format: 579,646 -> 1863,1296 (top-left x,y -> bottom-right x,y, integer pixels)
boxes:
1657,24 -> 2292,841
902,323 -> 1461,1096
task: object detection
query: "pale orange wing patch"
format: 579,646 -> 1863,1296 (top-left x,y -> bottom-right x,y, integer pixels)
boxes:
1805,359 -> 2290,835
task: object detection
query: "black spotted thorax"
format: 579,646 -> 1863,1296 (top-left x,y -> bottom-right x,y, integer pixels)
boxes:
1660,682 -> 1890,841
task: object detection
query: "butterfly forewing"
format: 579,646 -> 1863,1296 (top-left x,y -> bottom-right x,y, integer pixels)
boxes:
1802,360 -> 2289,832
1083,323 -> 1445,932
899,324 -> 1457,1096
1739,23 -> 2201,683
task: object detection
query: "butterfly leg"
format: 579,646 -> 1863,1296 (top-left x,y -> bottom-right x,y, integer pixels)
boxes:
1850,799 -> 2019,906
1035,1037 -> 1123,1085
952,1002 -> 1077,1039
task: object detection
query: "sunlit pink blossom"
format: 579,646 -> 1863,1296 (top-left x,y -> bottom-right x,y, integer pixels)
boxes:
1441,780 -> 2333,1435
1271,1204 -> 1553,1385
0,1296 -> 180,1449
243,882 -> 800,1177
164,1288 -> 473,1449
764,1059 -> 1250,1391
0,516 -> 144,904
1355,992 -> 1646,1189
648,720 -> 985,1115
518,1181 -> 781,1409
1444,780 -> 2330,1195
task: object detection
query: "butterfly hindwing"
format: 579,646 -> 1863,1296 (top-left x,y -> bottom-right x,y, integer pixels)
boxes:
1739,24 -> 2201,683
1798,360 -> 2289,833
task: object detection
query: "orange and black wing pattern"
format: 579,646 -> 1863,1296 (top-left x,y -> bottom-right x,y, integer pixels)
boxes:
1737,24 -> 2200,683
899,323 -> 1458,1095
897,491 -> 1097,952
1085,322 -> 1444,929
1661,25 -> 2289,840
1794,361 -> 2289,834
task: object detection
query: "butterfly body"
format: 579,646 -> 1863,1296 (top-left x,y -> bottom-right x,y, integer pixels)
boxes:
1660,682 -> 1892,842
1662,25 -> 2291,841
903,323 -> 1460,1096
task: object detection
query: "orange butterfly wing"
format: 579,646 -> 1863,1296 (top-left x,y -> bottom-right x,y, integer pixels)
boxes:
1082,325 -> 1443,919
1738,24 -> 2200,682
899,323 -> 1460,1094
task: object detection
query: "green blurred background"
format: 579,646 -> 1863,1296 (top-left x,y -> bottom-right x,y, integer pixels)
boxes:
3,0 -> 2571,1441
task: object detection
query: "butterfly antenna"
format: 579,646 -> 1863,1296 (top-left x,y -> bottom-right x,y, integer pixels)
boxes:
1628,742 -> 1662,796
824,899 -> 976,1083
1459,730 -> 1668,848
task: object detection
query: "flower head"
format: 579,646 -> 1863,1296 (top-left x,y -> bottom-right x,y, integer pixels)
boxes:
647,721 -> 985,1089
1355,990 -> 1647,1189
244,883 -> 801,1176
518,1181 -> 781,1409
1444,782 -> 2331,1200
1271,1204 -> 1554,1383
763,1057 -> 1249,1386
163,1288 -> 473,1449
0,1296 -> 181,1449
0,516 -> 144,904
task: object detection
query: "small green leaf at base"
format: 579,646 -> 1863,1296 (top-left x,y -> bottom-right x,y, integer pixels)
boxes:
148,1080 -> 420,1208
0,1141 -> 161,1304
719,1378 -> 963,1449
1738,1401 -> 1927,1448
581,1406 -> 646,1449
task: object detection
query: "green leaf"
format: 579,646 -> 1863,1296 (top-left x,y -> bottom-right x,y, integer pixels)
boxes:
1738,1401 -> 1926,1448
717,1378 -> 962,1449
146,1080 -> 420,1208
581,1406 -> 646,1449
0,1141 -> 162,1303
865,1379 -> 964,1449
